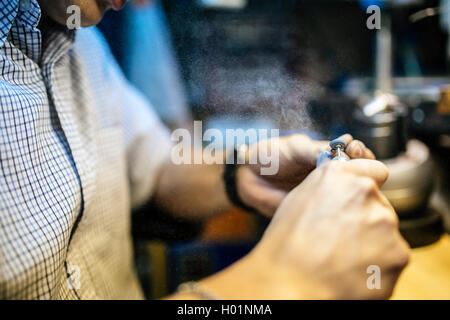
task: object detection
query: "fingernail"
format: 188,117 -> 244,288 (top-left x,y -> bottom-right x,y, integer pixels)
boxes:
348,141 -> 362,157
355,145 -> 363,157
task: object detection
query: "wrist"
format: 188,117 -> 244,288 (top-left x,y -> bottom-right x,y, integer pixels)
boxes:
198,251 -> 303,300
235,166 -> 261,210
223,149 -> 261,215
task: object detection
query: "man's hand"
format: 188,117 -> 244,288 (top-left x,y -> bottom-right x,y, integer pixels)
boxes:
237,133 -> 375,216
194,159 -> 409,300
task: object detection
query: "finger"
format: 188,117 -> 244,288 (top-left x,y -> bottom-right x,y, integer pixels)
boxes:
335,133 -> 354,147
334,134 -> 376,160
237,167 -> 288,217
310,140 -> 330,165
284,134 -> 327,168
252,185 -> 288,217
315,140 -> 330,152
346,140 -> 376,160
340,159 -> 389,187
246,179 -> 288,217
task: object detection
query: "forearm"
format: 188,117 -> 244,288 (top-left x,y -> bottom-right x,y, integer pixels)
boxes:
153,159 -> 232,219
165,251 -> 301,300
165,260 -> 253,300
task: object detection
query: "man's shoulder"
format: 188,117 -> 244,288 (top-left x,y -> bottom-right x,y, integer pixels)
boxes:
75,27 -> 110,55
74,27 -> 118,81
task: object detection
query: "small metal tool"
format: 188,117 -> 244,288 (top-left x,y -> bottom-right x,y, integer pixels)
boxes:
330,138 -> 350,162
316,138 -> 350,167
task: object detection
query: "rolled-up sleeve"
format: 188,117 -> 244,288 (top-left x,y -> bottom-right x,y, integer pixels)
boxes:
120,81 -> 172,208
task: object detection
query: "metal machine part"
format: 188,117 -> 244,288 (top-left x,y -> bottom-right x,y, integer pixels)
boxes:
353,103 -> 408,160
362,93 -> 399,117
381,140 -> 434,216
399,209 -> 443,248
375,12 -> 393,93
381,139 -> 443,247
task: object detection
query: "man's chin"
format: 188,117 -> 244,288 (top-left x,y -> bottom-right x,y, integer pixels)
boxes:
79,6 -> 110,27
38,0 -> 110,29
80,2 -> 113,27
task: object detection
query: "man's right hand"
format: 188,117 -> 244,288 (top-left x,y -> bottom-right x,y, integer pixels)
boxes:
198,159 -> 410,300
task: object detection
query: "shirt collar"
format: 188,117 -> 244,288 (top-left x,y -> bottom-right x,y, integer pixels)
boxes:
0,0 -> 76,65
0,0 -> 40,48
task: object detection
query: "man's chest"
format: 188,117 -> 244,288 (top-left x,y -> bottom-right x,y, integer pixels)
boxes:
0,40 -> 131,298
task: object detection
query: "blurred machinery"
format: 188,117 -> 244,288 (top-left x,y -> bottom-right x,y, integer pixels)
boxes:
354,92 -> 442,247
350,0 -> 449,247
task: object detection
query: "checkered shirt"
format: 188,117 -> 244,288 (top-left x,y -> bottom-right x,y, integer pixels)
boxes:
0,0 -> 171,299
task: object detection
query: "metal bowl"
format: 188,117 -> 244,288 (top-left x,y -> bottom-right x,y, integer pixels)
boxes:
381,139 -> 434,217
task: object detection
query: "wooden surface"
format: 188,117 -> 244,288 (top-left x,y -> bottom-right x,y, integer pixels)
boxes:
202,208 -> 256,241
391,234 -> 450,300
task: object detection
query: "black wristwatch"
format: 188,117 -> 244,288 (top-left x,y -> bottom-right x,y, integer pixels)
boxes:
223,148 -> 260,215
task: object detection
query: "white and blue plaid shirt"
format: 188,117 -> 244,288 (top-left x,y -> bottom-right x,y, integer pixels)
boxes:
0,0 -> 171,299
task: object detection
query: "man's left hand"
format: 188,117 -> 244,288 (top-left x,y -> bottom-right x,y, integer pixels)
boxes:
236,134 -> 375,217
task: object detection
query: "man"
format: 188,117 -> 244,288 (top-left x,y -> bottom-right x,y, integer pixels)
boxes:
0,0 -> 409,299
